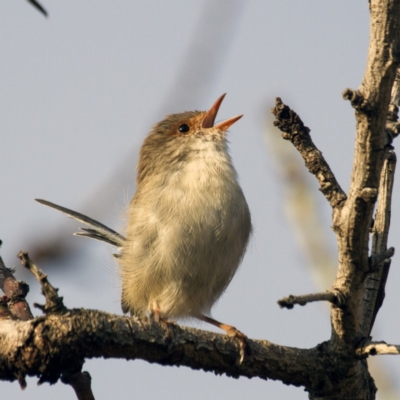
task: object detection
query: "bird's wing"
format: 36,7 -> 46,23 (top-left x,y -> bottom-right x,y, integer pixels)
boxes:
35,199 -> 126,248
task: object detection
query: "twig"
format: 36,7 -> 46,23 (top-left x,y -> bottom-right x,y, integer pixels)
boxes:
15,252 -> 95,396
271,98 -> 347,209
342,89 -> 371,112
362,151 -> 396,336
17,251 -> 65,313
62,371 -> 95,400
277,290 -> 345,309
356,341 -> 400,357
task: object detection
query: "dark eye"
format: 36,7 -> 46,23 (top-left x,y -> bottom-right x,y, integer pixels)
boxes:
178,124 -> 190,133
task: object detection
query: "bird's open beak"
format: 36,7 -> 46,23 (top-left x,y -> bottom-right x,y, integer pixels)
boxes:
202,93 -> 243,132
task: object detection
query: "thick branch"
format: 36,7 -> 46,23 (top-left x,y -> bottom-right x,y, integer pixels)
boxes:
271,98 -> 347,209
271,4 -> 400,397
331,0 -> 400,351
0,309 -> 323,390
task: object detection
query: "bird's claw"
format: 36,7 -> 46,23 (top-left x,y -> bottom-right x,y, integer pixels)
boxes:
226,327 -> 247,364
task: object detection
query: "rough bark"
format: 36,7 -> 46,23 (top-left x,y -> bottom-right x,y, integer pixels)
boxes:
272,1 -> 400,397
0,309 -> 323,389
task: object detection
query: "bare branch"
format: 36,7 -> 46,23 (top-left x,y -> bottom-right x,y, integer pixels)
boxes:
356,341 -> 400,357
277,290 -> 345,309
17,252 -> 65,313
271,97 -> 347,209
13,253 -> 94,397
342,89 -> 372,112
0,309 -> 326,390
330,0 -> 400,352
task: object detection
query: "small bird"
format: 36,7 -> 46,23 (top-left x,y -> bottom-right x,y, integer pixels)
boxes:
37,94 -> 252,360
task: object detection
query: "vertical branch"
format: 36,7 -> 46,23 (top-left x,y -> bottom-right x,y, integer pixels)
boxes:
363,151 -> 396,335
361,64 -> 400,336
332,0 -> 400,350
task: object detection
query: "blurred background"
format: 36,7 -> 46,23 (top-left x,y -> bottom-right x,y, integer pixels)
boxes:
1,1 -> 399,399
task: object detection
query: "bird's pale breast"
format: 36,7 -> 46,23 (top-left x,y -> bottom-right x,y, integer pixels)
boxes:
120,136 -> 251,319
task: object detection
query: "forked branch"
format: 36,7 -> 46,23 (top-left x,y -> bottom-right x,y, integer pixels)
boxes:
0,253 -> 94,399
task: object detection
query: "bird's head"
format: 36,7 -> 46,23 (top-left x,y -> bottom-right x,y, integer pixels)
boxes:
149,93 -> 243,139
137,94 -> 243,184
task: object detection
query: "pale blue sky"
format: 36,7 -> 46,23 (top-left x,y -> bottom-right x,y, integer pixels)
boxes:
2,2 -> 397,399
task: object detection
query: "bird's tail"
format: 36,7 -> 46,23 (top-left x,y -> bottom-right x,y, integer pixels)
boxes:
35,199 -> 126,248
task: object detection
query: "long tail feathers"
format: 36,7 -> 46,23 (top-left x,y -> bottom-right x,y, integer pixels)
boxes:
35,199 -> 126,248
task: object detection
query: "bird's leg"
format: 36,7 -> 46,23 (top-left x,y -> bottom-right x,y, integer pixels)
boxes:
151,303 -> 176,329
152,307 -> 162,323
200,314 -> 247,363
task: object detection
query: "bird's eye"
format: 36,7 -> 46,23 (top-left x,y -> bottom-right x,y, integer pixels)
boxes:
178,124 -> 190,133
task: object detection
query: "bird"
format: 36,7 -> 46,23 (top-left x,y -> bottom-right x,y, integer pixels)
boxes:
36,93 -> 252,361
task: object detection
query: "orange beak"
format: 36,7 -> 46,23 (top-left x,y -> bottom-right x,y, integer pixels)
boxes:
202,94 -> 243,132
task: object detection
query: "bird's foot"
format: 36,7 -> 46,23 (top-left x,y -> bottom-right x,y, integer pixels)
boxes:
200,314 -> 248,364
152,309 -> 176,332
225,326 -> 247,364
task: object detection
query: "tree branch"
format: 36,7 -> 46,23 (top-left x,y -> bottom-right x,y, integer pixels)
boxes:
3,2 -> 400,399
17,251 -> 65,314
0,309 -> 323,390
330,0 -> 400,352
356,341 -> 400,357
4,252 -> 93,399
271,97 -> 347,210
277,290 -> 345,309
0,252 -> 331,396
270,3 -> 400,397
